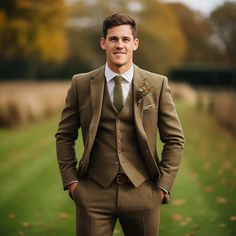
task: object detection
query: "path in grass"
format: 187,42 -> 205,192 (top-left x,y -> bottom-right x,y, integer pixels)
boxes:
0,103 -> 235,236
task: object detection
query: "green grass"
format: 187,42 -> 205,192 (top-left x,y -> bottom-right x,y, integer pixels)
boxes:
0,103 -> 235,236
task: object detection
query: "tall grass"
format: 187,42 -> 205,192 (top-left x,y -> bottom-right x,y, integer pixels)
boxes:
0,81 -> 196,128
0,81 -> 69,127
196,90 -> 236,135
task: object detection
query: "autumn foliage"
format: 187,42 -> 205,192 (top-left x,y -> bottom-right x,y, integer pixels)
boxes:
1,0 -> 234,79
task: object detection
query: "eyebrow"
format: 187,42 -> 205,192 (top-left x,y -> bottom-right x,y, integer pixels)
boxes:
108,36 -> 131,40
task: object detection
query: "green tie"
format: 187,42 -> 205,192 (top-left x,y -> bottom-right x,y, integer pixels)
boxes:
113,75 -> 123,112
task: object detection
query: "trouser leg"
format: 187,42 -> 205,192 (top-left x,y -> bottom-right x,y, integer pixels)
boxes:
118,180 -> 161,236
73,179 -> 117,236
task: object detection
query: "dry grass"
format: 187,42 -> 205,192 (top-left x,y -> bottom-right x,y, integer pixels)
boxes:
0,81 -> 196,128
211,91 -> 236,133
169,82 -> 197,105
0,81 -> 69,127
196,89 -> 236,135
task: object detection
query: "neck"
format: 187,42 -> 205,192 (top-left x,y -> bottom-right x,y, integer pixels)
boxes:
107,62 -> 133,74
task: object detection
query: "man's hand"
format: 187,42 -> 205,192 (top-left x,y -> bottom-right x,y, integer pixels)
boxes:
157,188 -> 165,201
68,182 -> 79,197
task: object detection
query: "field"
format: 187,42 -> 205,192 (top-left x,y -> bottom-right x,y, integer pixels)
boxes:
0,94 -> 236,235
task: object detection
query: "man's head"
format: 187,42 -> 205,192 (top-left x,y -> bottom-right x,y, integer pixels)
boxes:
102,13 -> 137,39
100,13 -> 139,73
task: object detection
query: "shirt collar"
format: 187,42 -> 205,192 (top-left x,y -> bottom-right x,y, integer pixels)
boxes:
105,63 -> 134,83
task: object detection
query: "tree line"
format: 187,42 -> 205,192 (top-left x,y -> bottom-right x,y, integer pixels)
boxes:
0,0 -> 235,80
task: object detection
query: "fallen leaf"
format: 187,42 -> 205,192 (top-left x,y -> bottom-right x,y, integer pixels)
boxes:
171,213 -> 183,221
185,233 -> 195,236
17,231 -> 24,236
216,197 -> 227,204
173,199 -> 186,206
190,173 -> 198,181
203,162 -> 211,170
230,216 -> 236,222
8,213 -> 16,219
193,224 -> 200,230
22,222 -> 31,228
58,212 -> 69,220
220,179 -> 226,185
223,161 -> 231,169
219,223 -> 226,228
210,217 -> 217,223
180,216 -> 193,226
204,186 -> 214,193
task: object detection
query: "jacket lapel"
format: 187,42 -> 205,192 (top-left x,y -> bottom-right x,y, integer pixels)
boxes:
89,67 -> 105,142
133,65 -> 148,143
133,65 -> 160,179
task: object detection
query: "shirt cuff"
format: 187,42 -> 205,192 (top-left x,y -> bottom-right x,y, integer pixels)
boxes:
157,186 -> 169,194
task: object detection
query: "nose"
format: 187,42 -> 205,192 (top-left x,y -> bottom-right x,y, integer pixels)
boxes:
115,39 -> 124,49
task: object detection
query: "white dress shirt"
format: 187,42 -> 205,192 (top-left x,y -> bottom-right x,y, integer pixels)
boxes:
104,63 -> 133,104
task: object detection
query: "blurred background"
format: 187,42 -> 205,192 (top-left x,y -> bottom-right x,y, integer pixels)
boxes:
0,0 -> 236,235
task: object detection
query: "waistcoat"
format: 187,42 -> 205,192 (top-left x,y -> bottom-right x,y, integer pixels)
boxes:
87,81 -> 149,188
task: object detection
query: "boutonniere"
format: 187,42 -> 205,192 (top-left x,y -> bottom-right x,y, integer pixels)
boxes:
136,79 -> 152,105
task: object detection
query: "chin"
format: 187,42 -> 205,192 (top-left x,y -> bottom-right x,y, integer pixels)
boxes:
113,60 -> 126,66
113,62 -> 125,68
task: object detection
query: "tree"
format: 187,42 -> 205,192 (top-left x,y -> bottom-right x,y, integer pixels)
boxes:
210,2 -> 236,65
65,0 -> 187,73
0,0 -> 67,78
135,0 -> 187,73
168,2 -> 227,65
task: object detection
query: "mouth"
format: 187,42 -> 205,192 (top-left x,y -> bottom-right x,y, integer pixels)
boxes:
113,52 -> 126,55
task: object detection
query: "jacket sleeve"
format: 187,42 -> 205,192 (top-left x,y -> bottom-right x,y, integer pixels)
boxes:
157,76 -> 185,199
55,76 -> 80,190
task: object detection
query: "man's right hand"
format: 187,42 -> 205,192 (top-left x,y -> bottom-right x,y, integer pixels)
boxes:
68,182 -> 79,197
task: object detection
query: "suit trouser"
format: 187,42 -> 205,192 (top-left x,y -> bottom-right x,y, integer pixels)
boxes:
73,178 -> 162,236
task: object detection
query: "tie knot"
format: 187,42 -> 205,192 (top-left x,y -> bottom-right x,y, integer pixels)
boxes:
114,75 -> 123,85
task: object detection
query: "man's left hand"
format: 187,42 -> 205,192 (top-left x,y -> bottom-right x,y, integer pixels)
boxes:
157,188 -> 165,201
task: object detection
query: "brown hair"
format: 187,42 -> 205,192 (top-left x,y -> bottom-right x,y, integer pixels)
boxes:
103,13 -> 137,38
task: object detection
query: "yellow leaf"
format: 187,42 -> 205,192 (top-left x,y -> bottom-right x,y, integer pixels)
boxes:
204,186 -> 214,193
22,222 -> 31,228
230,216 -> 236,222
8,213 -> 16,219
216,197 -> 227,204
58,212 -> 69,220
173,199 -> 186,206
171,213 -> 183,221
17,231 -> 24,236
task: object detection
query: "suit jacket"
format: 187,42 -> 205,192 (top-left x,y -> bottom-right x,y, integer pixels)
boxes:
55,65 -> 185,204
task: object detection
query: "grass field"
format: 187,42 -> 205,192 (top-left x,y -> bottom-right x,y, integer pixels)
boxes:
0,103 -> 236,236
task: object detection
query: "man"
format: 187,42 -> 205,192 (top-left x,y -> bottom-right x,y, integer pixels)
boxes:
55,13 -> 184,236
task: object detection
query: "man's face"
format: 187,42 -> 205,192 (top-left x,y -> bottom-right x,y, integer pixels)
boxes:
100,25 -> 139,73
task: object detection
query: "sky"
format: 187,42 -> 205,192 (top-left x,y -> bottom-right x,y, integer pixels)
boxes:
161,0 -> 236,15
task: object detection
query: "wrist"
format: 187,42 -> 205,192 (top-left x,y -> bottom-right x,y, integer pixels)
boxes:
68,182 -> 78,195
157,188 -> 165,200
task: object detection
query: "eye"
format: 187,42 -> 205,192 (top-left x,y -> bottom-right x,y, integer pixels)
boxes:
109,37 -> 117,42
123,37 -> 130,42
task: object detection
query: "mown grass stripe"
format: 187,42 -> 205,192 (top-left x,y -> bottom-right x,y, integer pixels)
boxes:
0,135 -> 54,175
0,147 -> 55,203
0,116 -> 59,159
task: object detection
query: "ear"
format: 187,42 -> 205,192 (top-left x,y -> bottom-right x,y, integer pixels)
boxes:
100,37 -> 106,50
133,38 -> 139,51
